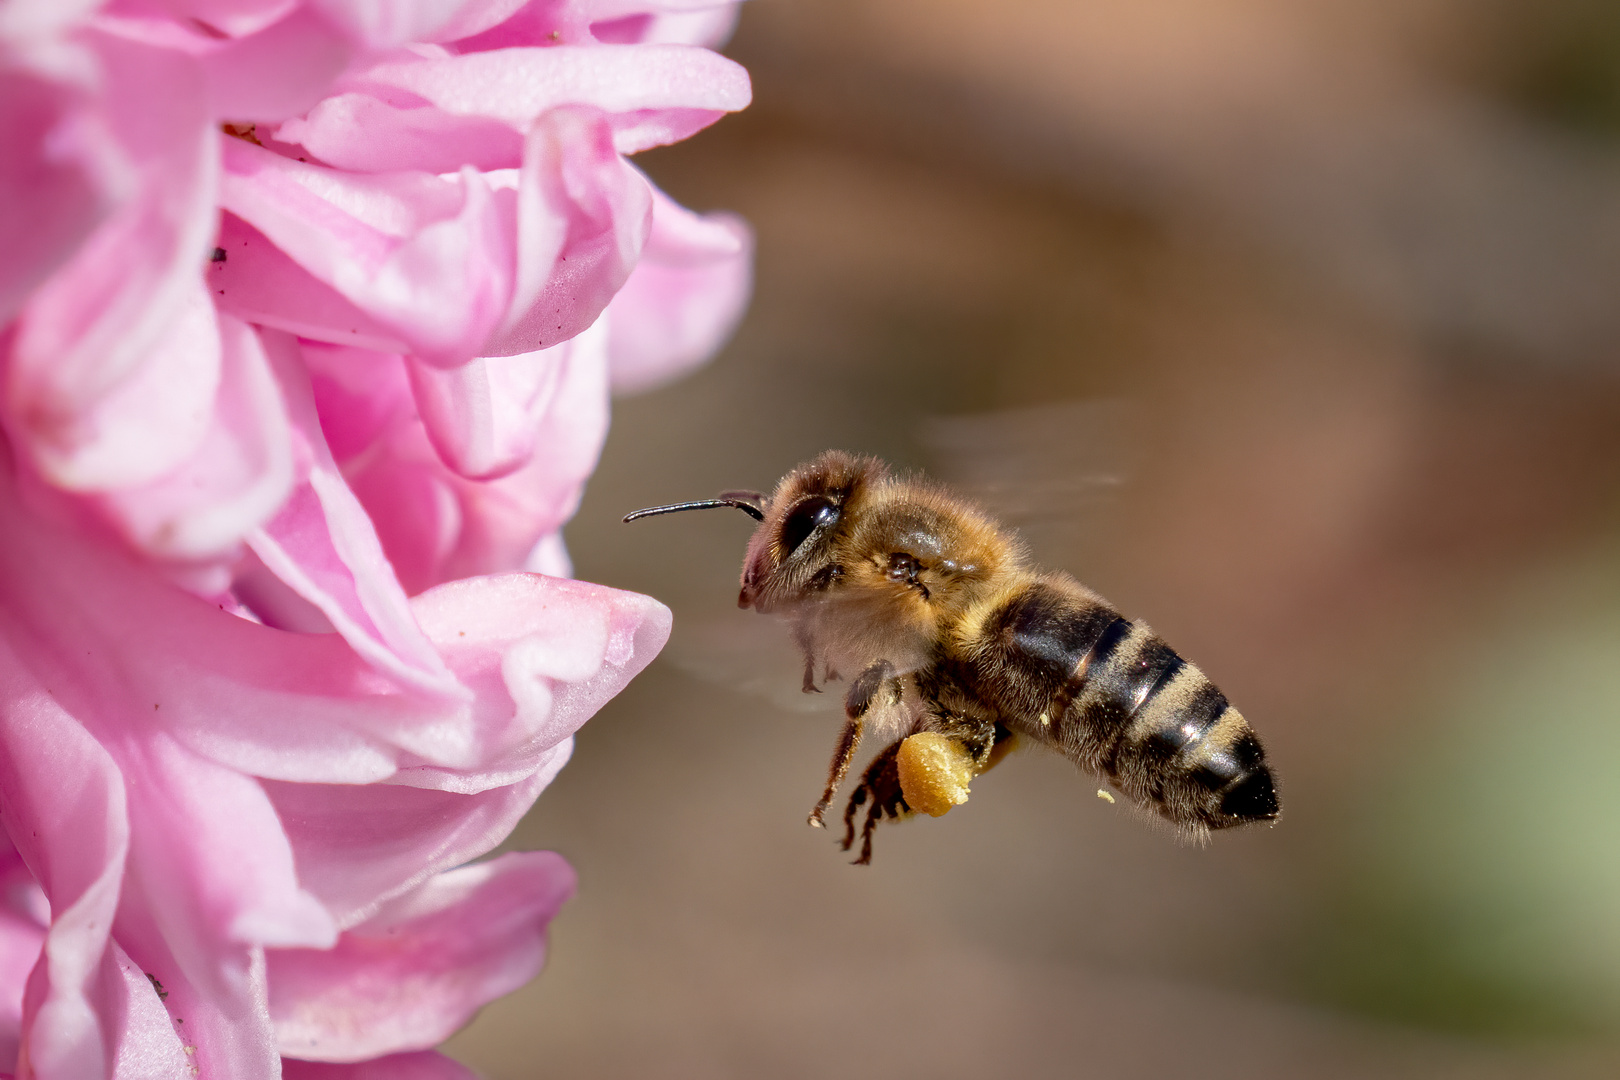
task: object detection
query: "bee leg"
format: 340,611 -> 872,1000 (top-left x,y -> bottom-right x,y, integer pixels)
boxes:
807,659 -> 896,828
841,781 -> 869,851
839,740 -> 909,866
792,624 -> 820,694
978,724 -> 1019,775
856,803 -> 883,866
809,715 -> 862,828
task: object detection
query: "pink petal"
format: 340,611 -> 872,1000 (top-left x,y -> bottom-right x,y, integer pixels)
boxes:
131,1 -> 306,41
283,1050 -> 478,1080
421,0 -> 530,43
483,106 -> 650,357
604,181 -> 751,393
22,272 -> 222,493
406,330 -> 596,481
643,6 -> 740,48
592,6 -> 740,48
301,342 -> 413,462
2,447 -> 670,788
0,0 -> 102,38
117,738 -> 336,956
406,572 -> 669,787
307,0 -> 474,47
269,852 -> 573,1062
220,139 -> 514,365
247,333 -> 461,698
586,0 -> 748,14
275,93 -> 524,174
6,32 -> 218,490
0,840 -> 47,1075
0,64 -> 124,328
262,750 -> 565,929
210,212 -> 411,355
446,0 -> 741,50
105,944 -> 194,1080
0,671 -> 128,1080
1,606 -> 332,1080
404,351 -> 529,480
1,460 -> 450,789
525,530 -> 571,577
199,4 -> 356,123
351,41 -> 751,154
330,322 -> 608,591
88,311 -> 295,564
85,746 -> 319,1080
438,0 -> 588,48
109,893 -> 280,1080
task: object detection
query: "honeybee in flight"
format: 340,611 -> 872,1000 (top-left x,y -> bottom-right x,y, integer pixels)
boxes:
625,450 -> 1279,863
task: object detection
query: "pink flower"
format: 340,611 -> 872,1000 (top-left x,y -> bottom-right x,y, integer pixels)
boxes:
0,1 -> 751,1077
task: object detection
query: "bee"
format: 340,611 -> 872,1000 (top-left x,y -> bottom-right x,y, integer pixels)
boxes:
625,450 -> 1279,863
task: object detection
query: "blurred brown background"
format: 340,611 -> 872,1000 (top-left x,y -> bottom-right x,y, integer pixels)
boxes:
446,1 -> 1620,1075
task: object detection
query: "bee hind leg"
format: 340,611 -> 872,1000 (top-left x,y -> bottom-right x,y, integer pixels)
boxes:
840,739 -> 911,865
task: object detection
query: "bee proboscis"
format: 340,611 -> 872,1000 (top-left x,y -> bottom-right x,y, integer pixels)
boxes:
625,451 -> 1279,863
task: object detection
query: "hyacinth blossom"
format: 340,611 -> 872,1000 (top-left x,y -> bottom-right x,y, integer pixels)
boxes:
0,0 -> 752,1077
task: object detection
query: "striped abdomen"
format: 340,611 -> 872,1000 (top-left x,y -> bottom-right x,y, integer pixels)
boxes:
964,576 -> 1278,831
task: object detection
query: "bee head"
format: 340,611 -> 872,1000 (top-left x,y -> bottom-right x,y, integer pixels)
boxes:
738,451 -> 887,612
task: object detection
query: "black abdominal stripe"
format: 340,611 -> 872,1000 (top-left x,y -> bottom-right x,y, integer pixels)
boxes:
990,584 -> 1278,829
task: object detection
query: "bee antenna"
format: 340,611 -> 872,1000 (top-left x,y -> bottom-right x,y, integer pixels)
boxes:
623,496 -> 766,523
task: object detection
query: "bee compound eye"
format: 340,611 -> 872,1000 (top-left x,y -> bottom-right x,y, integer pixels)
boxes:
780,496 -> 838,554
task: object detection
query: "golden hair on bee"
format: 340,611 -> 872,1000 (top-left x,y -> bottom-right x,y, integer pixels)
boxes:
626,450 -> 1279,864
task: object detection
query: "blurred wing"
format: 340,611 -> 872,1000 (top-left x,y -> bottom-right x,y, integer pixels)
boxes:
916,398 -> 1132,558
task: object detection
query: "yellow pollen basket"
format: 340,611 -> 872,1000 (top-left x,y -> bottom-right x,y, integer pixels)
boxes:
896,732 -> 976,817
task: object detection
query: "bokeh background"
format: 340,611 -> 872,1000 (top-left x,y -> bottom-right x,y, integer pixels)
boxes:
447,1 -> 1620,1075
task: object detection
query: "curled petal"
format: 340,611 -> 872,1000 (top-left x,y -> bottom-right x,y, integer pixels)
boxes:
406,351 -> 557,481
408,572 -> 670,789
605,182 -> 751,393
220,139 -> 513,365
117,738 -> 337,957
275,93 -> 523,174
351,42 -> 751,154
247,331 -> 461,698
331,321 -> 608,592
484,106 -> 650,357
263,749 -> 565,929
408,321 -> 600,479
0,454 -> 435,791
3,450 -> 669,791
447,0 -> 741,50
269,852 -> 573,1062
210,212 -> 409,355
